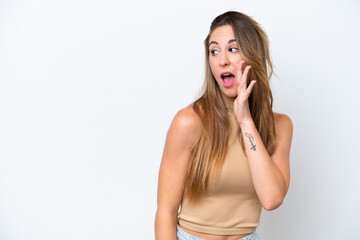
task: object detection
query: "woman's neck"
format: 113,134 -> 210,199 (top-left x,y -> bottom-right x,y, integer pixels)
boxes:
221,93 -> 236,112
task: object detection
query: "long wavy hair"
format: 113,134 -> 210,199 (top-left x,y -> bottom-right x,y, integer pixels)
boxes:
182,11 -> 277,205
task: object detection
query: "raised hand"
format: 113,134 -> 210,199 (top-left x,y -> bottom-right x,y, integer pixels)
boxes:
233,60 -> 257,126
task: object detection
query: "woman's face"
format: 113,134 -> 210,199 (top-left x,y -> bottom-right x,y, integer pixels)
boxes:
208,25 -> 247,99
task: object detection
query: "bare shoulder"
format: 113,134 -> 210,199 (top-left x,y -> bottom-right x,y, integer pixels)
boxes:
274,112 -> 293,136
272,112 -> 293,157
173,106 -> 202,129
169,106 -> 202,147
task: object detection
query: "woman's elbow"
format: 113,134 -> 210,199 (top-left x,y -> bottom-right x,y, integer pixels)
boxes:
262,197 -> 284,211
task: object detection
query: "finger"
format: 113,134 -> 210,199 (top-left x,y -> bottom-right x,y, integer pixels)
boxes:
242,65 -> 251,84
236,63 -> 249,92
235,64 -> 243,97
246,80 -> 257,95
236,61 -> 246,85
238,65 -> 251,93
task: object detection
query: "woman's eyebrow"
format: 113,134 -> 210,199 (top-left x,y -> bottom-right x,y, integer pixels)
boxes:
209,41 -> 219,47
209,39 -> 237,47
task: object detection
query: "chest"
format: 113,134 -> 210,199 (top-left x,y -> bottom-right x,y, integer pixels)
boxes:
206,138 -> 256,196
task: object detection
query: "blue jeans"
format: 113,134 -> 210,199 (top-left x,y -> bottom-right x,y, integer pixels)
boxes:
176,224 -> 260,240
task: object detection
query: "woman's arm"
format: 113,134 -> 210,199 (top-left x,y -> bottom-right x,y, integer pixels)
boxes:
239,113 -> 293,210
155,107 -> 202,239
233,61 -> 293,210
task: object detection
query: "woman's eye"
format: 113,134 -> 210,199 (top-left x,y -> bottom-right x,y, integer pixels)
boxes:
229,47 -> 239,53
210,49 -> 219,56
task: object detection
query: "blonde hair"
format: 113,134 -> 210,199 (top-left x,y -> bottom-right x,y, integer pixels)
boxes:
183,11 -> 276,205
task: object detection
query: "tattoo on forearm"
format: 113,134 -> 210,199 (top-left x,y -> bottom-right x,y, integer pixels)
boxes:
245,132 -> 257,151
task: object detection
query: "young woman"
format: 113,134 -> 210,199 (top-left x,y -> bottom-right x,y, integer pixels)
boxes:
155,11 -> 293,240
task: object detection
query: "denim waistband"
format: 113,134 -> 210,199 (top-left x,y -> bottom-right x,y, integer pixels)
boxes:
176,224 -> 259,240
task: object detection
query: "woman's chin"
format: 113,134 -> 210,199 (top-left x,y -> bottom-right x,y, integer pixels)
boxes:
223,89 -> 237,98
221,92 -> 237,100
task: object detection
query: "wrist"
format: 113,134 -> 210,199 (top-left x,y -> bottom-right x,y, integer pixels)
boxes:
238,118 -> 255,128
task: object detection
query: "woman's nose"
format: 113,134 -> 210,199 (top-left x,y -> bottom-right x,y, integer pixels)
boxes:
219,52 -> 229,66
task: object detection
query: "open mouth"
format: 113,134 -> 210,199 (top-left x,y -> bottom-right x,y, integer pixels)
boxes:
220,72 -> 235,87
221,73 -> 235,80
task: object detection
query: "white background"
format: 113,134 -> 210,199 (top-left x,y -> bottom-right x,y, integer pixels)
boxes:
1,0 -> 360,239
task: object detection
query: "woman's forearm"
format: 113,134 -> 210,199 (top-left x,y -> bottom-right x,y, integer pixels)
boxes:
154,210 -> 178,240
239,120 -> 286,210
